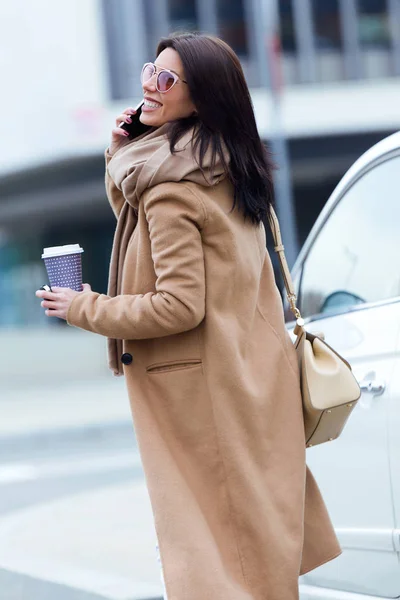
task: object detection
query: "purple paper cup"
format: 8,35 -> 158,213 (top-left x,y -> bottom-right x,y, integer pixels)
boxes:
41,244 -> 84,292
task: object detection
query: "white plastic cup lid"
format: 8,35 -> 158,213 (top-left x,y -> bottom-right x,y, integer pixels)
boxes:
41,244 -> 84,259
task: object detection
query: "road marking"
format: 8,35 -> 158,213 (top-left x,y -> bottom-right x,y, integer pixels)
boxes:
0,452 -> 143,485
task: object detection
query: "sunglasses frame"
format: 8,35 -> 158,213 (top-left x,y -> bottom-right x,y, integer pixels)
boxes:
141,62 -> 188,93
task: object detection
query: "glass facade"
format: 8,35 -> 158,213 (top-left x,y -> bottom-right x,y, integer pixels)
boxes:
358,0 -> 390,47
168,0 -> 198,32
101,0 -> 400,95
312,0 -> 342,49
0,233 -> 53,328
0,237 -> 40,327
216,0 -> 248,56
279,0 -> 297,52
312,0 -> 345,81
358,0 -> 392,77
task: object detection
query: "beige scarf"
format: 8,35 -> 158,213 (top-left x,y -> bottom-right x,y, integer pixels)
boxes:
106,123 -> 229,375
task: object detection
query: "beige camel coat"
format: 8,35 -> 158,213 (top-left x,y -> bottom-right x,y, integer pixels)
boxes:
67,126 -> 341,599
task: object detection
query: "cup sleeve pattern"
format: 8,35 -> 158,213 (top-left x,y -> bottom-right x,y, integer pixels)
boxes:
44,253 -> 83,292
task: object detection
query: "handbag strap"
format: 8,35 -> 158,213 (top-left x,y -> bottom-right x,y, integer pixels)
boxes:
266,205 -> 303,323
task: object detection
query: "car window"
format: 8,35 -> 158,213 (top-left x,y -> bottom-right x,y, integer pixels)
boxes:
299,155 -> 400,319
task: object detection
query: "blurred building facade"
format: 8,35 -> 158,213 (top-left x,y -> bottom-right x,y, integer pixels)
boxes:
1,0 -> 400,328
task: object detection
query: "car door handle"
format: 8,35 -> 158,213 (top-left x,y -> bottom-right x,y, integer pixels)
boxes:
358,379 -> 386,396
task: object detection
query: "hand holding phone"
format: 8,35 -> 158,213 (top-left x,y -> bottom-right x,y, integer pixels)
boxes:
110,100 -> 152,154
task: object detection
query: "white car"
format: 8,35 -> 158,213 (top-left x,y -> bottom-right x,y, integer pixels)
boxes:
285,131 -> 400,599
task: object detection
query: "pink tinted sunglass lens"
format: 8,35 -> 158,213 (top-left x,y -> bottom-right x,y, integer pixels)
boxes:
141,64 -> 155,83
157,71 -> 176,91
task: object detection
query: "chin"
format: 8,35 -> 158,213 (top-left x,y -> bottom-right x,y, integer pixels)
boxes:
140,112 -> 165,127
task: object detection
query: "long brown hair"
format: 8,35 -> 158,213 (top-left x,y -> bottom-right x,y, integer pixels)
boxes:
156,32 -> 275,225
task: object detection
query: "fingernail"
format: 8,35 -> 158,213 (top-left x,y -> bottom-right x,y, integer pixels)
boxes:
123,131 -> 129,136
129,109 -> 136,114
126,116 -> 132,123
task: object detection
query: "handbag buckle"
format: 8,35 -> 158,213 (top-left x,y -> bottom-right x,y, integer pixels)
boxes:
287,293 -> 302,319
293,318 -> 305,335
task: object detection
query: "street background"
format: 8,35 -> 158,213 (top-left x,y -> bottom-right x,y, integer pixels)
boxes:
1,1 -> 400,598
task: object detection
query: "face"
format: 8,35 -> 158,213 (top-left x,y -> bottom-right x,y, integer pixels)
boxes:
139,48 -> 196,127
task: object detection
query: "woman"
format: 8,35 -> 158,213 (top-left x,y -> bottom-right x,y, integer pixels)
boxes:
36,33 -> 341,600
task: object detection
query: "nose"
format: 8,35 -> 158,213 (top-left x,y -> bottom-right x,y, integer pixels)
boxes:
142,74 -> 157,93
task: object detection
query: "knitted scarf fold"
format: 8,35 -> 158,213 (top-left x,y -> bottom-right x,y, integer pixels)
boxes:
105,124 -> 229,375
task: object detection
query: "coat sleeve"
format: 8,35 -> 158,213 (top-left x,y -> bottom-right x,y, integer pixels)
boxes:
66,183 -> 207,339
105,149 -> 125,219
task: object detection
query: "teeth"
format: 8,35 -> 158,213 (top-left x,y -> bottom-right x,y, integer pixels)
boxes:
144,99 -> 161,108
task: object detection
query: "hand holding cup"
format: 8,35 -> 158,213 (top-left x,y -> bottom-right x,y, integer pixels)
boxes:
35,284 -> 92,321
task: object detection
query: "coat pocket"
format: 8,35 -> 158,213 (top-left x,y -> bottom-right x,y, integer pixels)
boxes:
146,358 -> 202,374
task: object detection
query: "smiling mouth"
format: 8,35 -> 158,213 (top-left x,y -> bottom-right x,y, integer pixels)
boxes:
143,99 -> 162,109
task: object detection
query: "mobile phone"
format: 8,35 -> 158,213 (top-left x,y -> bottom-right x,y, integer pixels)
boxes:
119,100 -> 152,139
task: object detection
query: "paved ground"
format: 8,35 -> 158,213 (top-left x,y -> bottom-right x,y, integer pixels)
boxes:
0,569 -> 118,600
0,377 -> 165,600
1,377 -> 131,438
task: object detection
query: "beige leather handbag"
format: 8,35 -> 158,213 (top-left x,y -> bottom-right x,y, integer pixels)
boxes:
267,207 -> 361,448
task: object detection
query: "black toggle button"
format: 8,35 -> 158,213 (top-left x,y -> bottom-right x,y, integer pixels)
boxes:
121,352 -> 133,365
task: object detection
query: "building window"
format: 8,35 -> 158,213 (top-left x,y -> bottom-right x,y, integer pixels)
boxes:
279,0 -> 297,53
312,0 -> 342,49
168,0 -> 198,32
217,0 -> 248,56
358,0 -> 390,47
312,0 -> 344,81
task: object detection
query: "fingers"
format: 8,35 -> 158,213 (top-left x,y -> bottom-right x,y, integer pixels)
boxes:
115,108 -> 137,127
36,285 -> 86,300
35,289 -> 60,300
123,107 -> 137,116
45,308 -> 62,318
112,126 -> 130,138
114,108 -> 137,136
41,300 -> 58,309
35,286 -> 78,321
115,113 -> 132,127
110,107 -> 137,147
40,297 -> 65,318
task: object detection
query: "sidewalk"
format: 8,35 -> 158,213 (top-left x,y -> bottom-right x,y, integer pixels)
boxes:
0,479 -> 164,600
0,377 -> 132,442
0,378 -> 164,599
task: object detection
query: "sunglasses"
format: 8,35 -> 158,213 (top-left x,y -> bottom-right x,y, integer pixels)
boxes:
141,62 -> 188,93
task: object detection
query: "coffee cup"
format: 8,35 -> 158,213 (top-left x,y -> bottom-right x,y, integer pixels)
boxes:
41,244 -> 84,292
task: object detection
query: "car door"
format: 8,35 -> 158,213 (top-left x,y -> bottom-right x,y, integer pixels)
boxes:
388,316 -> 400,558
293,153 -> 400,597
